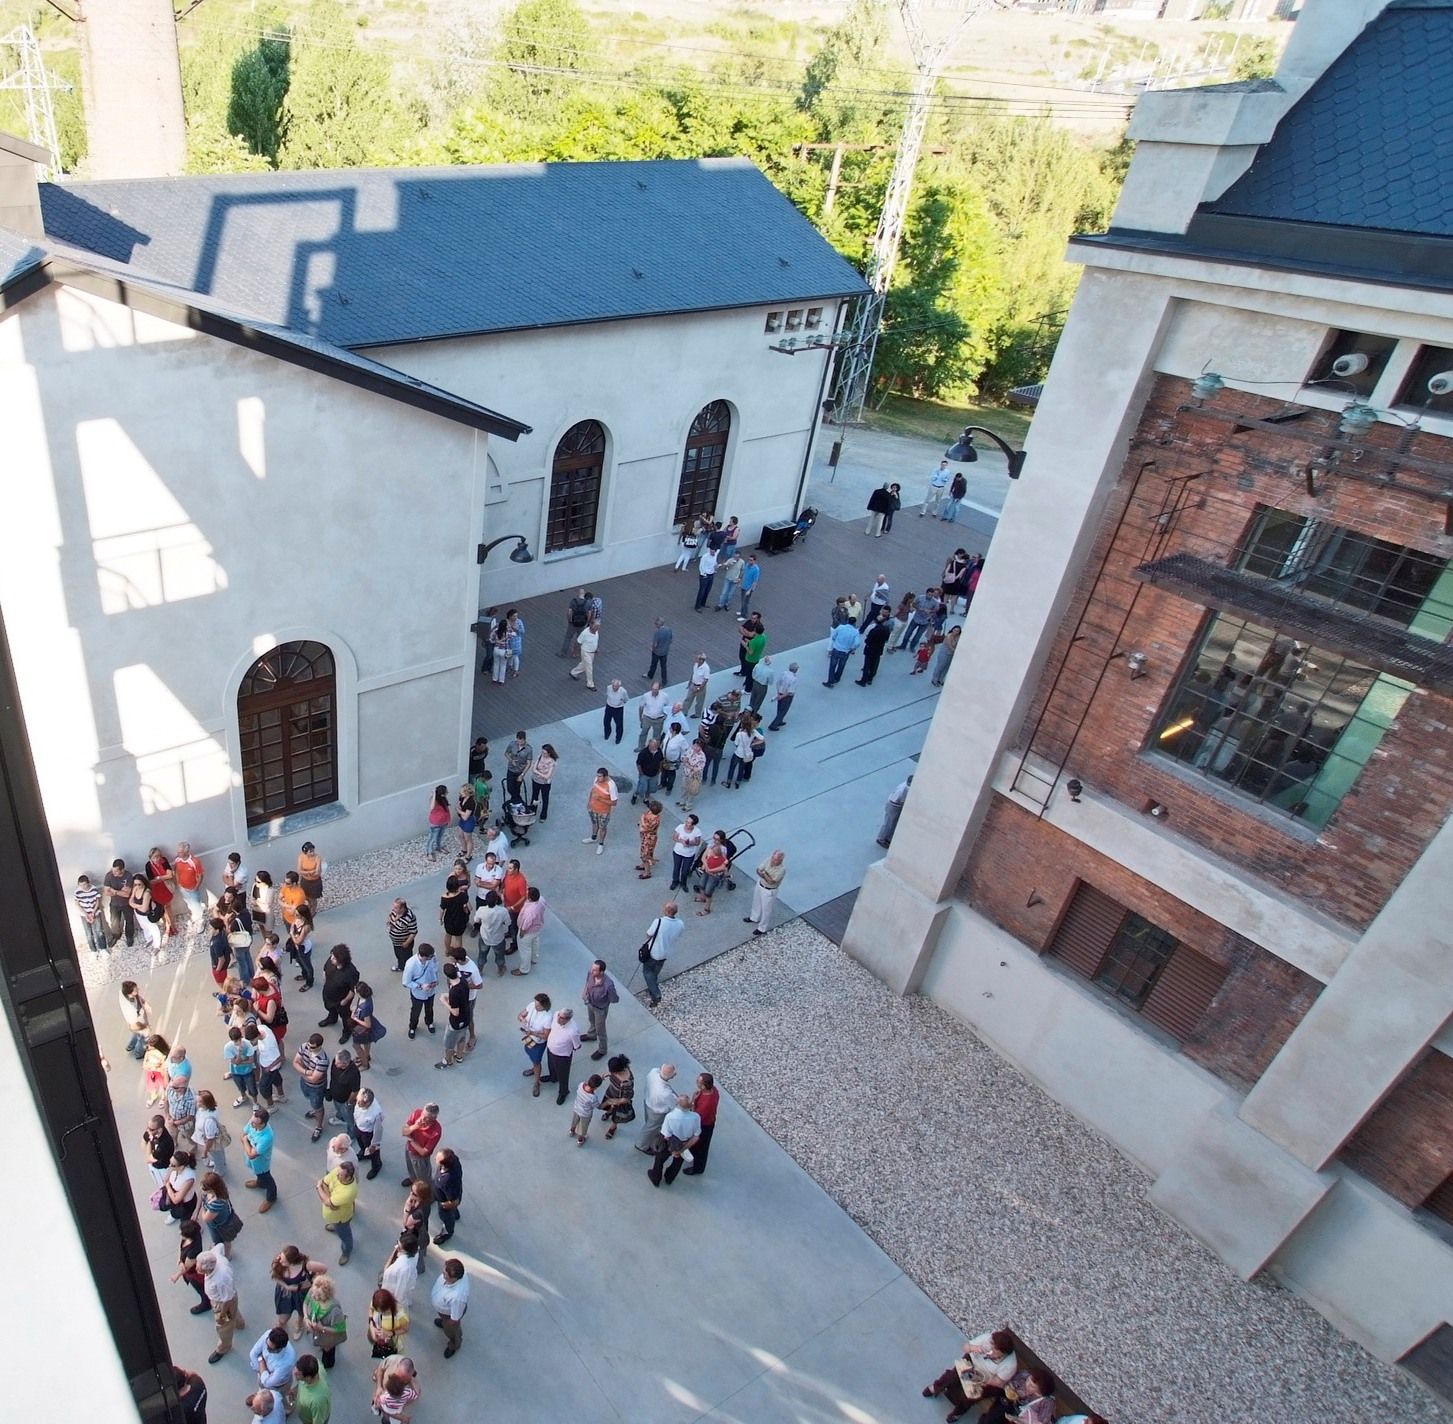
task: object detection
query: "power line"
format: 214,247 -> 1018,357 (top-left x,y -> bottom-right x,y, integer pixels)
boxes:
183,18 -> 1132,121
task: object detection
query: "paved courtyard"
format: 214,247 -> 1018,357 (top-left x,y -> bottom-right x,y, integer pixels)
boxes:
87,446 -> 1445,1422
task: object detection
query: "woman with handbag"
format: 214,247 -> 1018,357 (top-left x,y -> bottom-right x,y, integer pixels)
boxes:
600,1054 -> 635,1141
367,1287 -> 410,1360
303,1273 -> 347,1368
130,873 -> 164,952
518,992 -> 553,1098
192,1089 -> 227,1172
197,1172 -> 243,1257
146,847 -> 178,938
162,1149 -> 199,1223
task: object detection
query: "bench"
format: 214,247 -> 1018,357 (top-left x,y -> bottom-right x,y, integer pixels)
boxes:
1006,1330 -> 1095,1419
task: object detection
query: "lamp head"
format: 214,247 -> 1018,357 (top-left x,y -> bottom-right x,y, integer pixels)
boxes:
1065,778 -> 1083,803
508,539 -> 535,565
945,429 -> 979,463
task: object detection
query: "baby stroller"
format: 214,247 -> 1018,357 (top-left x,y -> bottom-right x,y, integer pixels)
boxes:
694,827 -> 756,895
500,797 -> 537,846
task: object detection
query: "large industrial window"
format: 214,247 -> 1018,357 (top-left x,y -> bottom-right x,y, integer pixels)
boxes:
674,401 -> 731,526
1151,612 -> 1412,828
546,420 -> 607,554
1236,507 -> 1453,633
238,641 -> 337,826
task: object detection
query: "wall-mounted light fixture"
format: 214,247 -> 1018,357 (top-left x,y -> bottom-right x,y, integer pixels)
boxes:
477,534 -> 535,566
945,426 -> 1028,479
1125,651 -> 1148,679
1065,778 -> 1083,803
1190,371 -> 1225,402
1146,801 -> 1168,820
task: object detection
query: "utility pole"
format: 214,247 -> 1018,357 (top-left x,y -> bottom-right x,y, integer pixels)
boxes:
831,0 -> 982,424
0,24 -> 67,179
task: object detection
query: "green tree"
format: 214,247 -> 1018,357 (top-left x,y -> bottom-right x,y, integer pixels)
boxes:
227,27 -> 290,165
491,0 -> 599,124
1231,37 -> 1279,82
279,0 -> 409,169
797,0 -> 892,141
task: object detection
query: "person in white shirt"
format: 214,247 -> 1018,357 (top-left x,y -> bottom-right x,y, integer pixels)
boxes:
923,1328 -> 1018,1422
447,945 -> 484,1048
766,662 -> 798,730
471,853 -> 504,911
680,653 -> 711,718
430,1258 -> 471,1357
569,619 -> 600,689
921,459 -> 952,518
353,1087 -> 385,1180
483,823 -> 511,861
661,722 -> 691,792
602,678 -> 629,744
749,654 -> 774,715
640,900 -> 685,1007
379,1231 -> 422,1309
636,1062 -> 678,1152
518,992 -> 555,1097
745,850 -> 787,936
694,546 -> 720,610
247,1388 -> 285,1424
542,1008 -> 583,1105
867,575 -> 891,615
637,684 -> 671,750
473,893 -> 512,976
647,1093 -> 702,1187
199,1248 -> 244,1362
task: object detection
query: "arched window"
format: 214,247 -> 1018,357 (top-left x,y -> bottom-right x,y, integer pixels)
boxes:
238,641 -> 337,826
675,400 -> 731,525
547,420 -> 607,553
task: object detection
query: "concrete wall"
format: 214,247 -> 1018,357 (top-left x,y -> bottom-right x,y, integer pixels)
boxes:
372,302 -> 841,608
923,901 -> 1453,1364
0,284 -> 485,881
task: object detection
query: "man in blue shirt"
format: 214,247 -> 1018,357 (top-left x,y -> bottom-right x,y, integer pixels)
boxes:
243,1106 -> 277,1209
824,620 -> 862,687
647,1093 -> 702,1187
737,555 -> 761,620
403,943 -> 440,1038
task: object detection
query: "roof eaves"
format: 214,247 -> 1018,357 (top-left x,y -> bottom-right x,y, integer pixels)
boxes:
47,259 -> 532,441
346,287 -> 868,350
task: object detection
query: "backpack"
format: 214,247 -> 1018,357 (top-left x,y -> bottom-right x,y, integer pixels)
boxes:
569,597 -> 588,627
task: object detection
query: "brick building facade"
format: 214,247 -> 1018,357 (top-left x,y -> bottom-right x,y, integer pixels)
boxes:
844,0 -> 1453,1393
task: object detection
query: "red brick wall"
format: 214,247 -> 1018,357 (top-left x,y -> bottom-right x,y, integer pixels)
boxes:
960,796 -> 1322,1093
1340,1050 -> 1453,1207
1016,375 -> 1453,931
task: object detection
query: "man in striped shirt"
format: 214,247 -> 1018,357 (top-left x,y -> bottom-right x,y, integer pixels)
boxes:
387,898 -> 417,974
74,874 -> 107,954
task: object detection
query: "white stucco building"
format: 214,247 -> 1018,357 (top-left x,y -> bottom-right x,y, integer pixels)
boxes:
1,154 -> 863,880
845,0 -> 1453,1401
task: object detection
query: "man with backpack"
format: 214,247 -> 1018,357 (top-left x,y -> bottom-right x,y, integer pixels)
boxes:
559,588 -> 590,657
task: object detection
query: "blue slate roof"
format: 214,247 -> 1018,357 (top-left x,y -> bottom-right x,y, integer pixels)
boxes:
0,224 -> 530,437
1203,0 -> 1453,237
40,158 -> 868,350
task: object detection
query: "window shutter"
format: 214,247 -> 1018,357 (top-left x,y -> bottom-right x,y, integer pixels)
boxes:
1048,882 -> 1124,979
1140,945 -> 1227,1044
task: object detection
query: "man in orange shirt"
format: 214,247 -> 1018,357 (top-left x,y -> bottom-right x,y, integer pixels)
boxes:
173,841 -> 206,929
583,768 -> 618,856
501,859 -> 529,956
278,872 -> 307,930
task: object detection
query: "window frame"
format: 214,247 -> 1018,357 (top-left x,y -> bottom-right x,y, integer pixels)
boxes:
674,400 -> 732,527
546,419 -> 607,555
237,641 -> 338,827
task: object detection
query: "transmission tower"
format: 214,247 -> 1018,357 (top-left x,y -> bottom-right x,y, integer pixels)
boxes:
833,1 -> 981,424
0,24 -> 68,180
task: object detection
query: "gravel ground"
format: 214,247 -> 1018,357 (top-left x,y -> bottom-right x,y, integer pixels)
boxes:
655,919 -> 1444,1424
77,833 -> 436,991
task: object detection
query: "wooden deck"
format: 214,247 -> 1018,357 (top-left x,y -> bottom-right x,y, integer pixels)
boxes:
472,506 -> 998,741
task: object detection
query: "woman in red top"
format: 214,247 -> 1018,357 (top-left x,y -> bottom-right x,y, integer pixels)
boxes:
147,847 -> 177,937
252,976 -> 288,1054
682,1071 -> 719,1177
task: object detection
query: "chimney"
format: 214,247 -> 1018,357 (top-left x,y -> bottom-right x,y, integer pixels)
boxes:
0,131 -> 49,237
77,0 -> 186,179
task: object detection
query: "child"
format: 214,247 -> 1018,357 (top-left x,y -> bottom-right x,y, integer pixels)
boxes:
74,874 -> 107,954
569,1074 -> 605,1146
472,768 -> 493,824
910,634 -> 939,676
